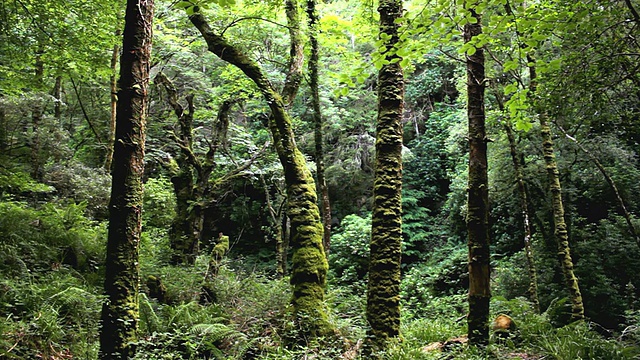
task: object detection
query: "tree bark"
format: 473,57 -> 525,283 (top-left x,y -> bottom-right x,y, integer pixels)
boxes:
189,5 -> 331,338
464,5 -> 491,346
306,0 -> 332,256
528,63 -> 585,322
364,0 -> 404,356
99,0 -> 154,358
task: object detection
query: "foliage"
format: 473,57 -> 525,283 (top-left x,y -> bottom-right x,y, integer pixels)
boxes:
327,214 -> 371,293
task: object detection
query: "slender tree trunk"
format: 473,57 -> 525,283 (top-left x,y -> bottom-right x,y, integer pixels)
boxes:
31,47 -> 44,181
464,4 -> 491,346
364,0 -> 404,355
53,75 -> 63,121
261,173 -> 287,278
104,42 -> 120,172
189,5 -> 331,338
528,63 -> 585,322
504,123 -> 540,312
99,0 -> 154,357
306,0 -> 332,256
493,86 -> 541,312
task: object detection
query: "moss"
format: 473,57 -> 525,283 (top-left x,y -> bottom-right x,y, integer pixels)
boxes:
539,119 -> 585,321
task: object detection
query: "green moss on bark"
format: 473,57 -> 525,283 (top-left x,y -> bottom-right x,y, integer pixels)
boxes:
365,0 -> 404,356
540,119 -> 585,321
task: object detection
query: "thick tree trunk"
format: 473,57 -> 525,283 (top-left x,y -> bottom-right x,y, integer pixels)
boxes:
306,0 -> 332,256
504,123 -> 540,312
528,63 -> 585,322
104,42 -> 119,172
364,0 -> 404,356
189,7 -> 331,338
99,0 -> 154,358
464,5 -> 491,346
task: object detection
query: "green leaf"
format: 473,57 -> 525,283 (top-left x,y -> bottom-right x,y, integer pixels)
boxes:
466,46 -> 477,56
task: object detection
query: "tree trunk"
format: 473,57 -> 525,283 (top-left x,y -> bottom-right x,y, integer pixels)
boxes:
31,47 -> 44,181
364,0 -> 404,356
99,0 -> 154,357
504,122 -> 540,313
528,63 -> 585,322
104,42 -> 119,172
53,75 -> 63,122
493,86 -> 541,313
189,6 -> 331,338
464,5 -> 491,346
306,0 -> 332,256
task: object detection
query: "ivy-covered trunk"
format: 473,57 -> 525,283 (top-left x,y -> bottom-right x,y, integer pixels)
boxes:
189,4 -> 331,338
464,5 -> 491,346
528,64 -> 585,322
364,0 -> 404,356
99,0 -> 154,357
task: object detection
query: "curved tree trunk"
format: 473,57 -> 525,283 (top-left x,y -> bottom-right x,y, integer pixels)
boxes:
306,0 -> 332,256
189,5 -> 331,338
528,63 -> 585,322
99,0 -> 154,357
364,0 -> 404,356
464,4 -> 491,346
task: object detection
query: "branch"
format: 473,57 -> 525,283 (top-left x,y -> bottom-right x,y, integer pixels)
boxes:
555,122 -> 640,249
625,0 -> 640,22
155,72 -> 184,119
69,75 -> 103,143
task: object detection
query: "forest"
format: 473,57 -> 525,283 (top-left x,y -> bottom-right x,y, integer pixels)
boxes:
1,0 -> 639,358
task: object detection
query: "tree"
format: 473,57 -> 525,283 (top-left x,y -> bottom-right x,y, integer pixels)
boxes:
306,0 -> 332,256
99,0 -> 154,357
464,1 -> 490,346
364,0 -> 404,355
187,0 -> 331,338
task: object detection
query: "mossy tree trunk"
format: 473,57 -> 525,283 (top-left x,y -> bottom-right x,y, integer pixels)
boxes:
364,0 -> 404,356
528,64 -> 585,322
189,3 -> 331,338
464,4 -> 491,346
306,0 -> 332,256
99,0 -> 154,358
